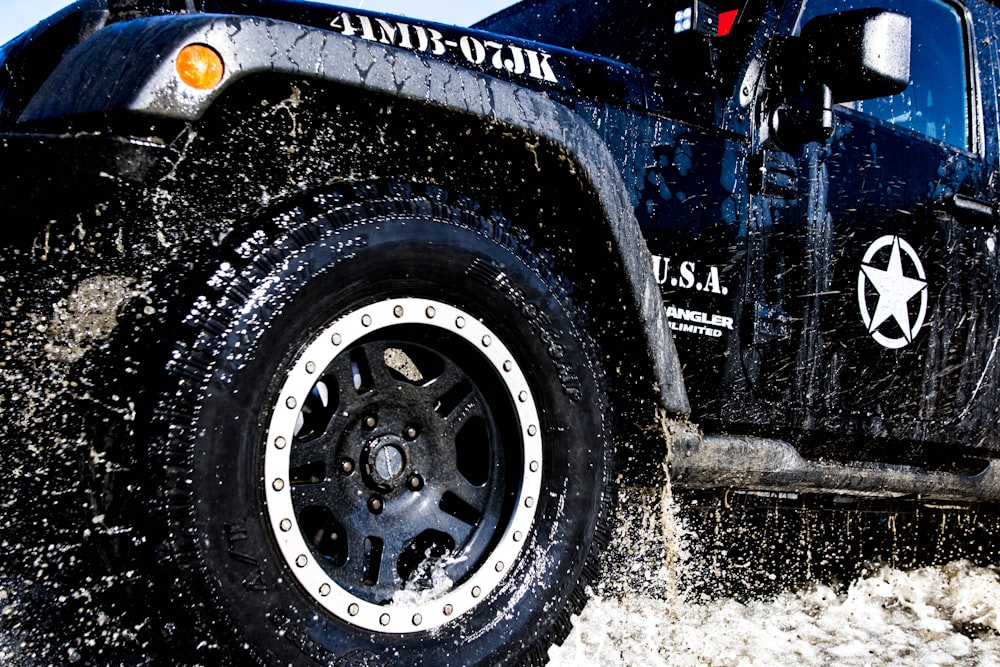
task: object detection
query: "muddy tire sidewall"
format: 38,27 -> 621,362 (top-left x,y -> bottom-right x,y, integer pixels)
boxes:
160,190 -> 611,666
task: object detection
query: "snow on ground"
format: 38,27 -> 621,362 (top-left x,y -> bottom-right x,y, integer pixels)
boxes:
550,561 -> 1000,666
549,485 -> 1000,667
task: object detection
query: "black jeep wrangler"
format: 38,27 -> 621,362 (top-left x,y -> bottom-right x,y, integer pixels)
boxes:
1,0 -> 998,664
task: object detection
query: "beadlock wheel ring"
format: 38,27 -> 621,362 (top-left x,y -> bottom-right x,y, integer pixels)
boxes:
263,297 -> 542,633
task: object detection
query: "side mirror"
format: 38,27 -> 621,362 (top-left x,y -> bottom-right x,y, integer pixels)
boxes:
768,8 -> 911,150
802,8 -> 911,103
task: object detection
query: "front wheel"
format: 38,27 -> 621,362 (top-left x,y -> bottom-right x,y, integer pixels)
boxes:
154,184 -> 614,666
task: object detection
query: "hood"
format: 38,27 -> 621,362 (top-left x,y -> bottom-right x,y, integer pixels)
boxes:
1,0 -> 645,128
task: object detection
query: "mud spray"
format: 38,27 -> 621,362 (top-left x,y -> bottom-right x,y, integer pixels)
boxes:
548,418 -> 1000,666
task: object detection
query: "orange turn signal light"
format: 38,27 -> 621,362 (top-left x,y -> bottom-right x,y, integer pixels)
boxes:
176,44 -> 225,90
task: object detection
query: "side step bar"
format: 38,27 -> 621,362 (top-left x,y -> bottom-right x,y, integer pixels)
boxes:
669,434 -> 1000,502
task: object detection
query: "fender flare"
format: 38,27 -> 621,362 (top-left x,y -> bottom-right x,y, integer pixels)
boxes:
22,14 -> 690,414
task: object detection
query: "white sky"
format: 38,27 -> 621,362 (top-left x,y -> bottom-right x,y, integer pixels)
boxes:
0,1 -> 515,45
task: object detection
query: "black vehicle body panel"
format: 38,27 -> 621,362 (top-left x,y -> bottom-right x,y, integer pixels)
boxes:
1,2 -> 691,416
4,0 -> 1000,500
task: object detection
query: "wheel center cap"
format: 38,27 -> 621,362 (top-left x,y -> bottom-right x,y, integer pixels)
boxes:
368,439 -> 406,485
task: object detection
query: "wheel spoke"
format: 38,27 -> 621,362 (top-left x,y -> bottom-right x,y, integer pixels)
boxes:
356,342 -> 402,394
378,533 -> 412,588
288,439 -> 330,474
292,379 -> 338,441
337,521 -> 384,589
334,527 -> 412,596
326,351 -> 371,404
430,370 -> 481,431
290,480 -> 334,507
305,351 -> 379,442
431,491 -> 485,538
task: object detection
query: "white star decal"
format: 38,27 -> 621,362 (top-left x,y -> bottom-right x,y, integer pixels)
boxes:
857,236 -> 928,349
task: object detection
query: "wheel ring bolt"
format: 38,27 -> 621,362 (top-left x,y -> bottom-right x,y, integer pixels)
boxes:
407,473 -> 424,491
368,495 -> 384,514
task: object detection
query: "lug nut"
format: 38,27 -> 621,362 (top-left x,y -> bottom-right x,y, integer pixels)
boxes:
364,415 -> 377,429
368,495 -> 384,514
403,425 -> 418,440
407,473 -> 424,491
340,458 -> 355,475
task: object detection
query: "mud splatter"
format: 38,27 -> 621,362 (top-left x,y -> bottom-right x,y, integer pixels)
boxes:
43,275 -> 147,363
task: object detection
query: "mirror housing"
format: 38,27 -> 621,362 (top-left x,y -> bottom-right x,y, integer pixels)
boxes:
768,8 -> 911,151
802,8 -> 911,103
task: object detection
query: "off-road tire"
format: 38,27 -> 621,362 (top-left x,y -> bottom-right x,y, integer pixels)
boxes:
154,183 -> 614,666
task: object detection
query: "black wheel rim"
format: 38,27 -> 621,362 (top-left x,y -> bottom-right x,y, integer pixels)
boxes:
264,298 -> 542,633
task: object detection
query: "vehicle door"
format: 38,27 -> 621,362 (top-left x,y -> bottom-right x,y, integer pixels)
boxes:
747,0 -> 1000,456
576,1 -> 773,419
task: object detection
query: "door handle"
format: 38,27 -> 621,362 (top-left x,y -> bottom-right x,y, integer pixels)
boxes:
944,192 -> 996,220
